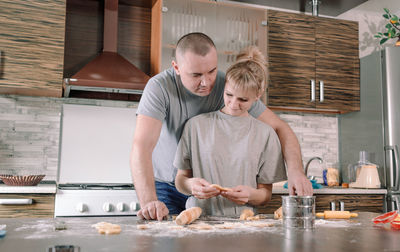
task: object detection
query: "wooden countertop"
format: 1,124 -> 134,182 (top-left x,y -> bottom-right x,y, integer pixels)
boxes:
0,183 -> 387,195
272,184 -> 387,194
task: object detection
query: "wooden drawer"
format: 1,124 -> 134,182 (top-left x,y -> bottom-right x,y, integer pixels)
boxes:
257,194 -> 385,214
0,194 -> 54,218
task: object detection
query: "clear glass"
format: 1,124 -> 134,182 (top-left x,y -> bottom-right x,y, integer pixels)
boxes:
324,163 -> 339,187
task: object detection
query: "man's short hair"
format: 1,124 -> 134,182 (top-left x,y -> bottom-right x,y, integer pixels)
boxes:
175,32 -> 216,59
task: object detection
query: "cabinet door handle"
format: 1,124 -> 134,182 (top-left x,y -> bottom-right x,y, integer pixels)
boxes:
0,50 -> 4,79
0,199 -> 33,205
310,79 -> 315,102
319,80 -> 324,102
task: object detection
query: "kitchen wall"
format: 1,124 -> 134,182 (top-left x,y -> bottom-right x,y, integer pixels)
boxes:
0,95 -> 136,181
0,94 -> 336,181
338,0 -> 400,58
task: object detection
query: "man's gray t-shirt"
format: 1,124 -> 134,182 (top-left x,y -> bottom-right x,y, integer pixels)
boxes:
137,67 -> 266,183
173,111 -> 287,216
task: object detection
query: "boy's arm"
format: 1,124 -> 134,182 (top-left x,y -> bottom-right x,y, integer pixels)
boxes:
249,184 -> 273,206
175,169 -> 194,195
175,169 -> 220,199
221,184 -> 272,206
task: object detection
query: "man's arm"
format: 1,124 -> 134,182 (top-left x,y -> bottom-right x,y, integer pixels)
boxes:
130,114 -> 169,220
256,107 -> 313,196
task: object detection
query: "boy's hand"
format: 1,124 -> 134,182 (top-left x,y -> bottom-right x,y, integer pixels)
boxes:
220,185 -> 252,205
190,178 -> 220,199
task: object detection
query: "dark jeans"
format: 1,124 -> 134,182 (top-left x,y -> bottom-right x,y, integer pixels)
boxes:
155,181 -> 189,215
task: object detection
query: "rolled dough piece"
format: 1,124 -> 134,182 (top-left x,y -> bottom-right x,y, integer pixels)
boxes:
175,207 -> 202,225
240,208 -> 254,220
210,184 -> 232,192
92,222 -> 121,235
274,206 -> 283,220
137,224 -> 150,230
244,222 -> 274,228
246,215 -> 260,221
102,228 -> 121,235
214,223 -> 240,229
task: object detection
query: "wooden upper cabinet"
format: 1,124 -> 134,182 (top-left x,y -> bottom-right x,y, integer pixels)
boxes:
0,0 -> 66,97
267,10 -> 360,113
315,18 -> 360,111
267,10 -> 316,109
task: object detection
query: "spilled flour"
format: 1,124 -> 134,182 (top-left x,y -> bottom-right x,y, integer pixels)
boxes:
8,217 -> 362,240
315,219 -> 361,227
9,218 -> 283,239
131,219 -> 282,237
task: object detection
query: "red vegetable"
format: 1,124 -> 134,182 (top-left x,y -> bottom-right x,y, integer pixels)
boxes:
372,211 -> 399,224
391,220 -> 400,230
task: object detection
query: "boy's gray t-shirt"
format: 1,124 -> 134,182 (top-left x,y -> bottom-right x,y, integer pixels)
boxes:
173,111 -> 287,216
137,67 -> 266,183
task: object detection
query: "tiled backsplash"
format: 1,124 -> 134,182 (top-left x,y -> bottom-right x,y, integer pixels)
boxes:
0,95 -> 136,180
277,112 -> 338,180
0,95 -> 338,181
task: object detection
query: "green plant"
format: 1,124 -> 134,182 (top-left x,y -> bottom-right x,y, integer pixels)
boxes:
374,8 -> 400,45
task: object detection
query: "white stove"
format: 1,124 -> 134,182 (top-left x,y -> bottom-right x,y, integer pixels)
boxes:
55,104 -> 139,217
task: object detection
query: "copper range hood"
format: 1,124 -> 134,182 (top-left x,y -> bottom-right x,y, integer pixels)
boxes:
63,0 -> 150,97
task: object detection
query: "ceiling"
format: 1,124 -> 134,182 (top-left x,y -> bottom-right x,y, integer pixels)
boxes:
230,0 -> 370,17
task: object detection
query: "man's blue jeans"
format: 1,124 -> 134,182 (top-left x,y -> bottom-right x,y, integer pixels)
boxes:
155,181 -> 189,215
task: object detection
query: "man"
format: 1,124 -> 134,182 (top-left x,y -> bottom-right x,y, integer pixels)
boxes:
130,32 -> 312,221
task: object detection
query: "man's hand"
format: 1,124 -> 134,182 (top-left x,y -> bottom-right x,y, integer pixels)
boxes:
220,185 -> 252,205
137,200 -> 169,221
191,178 -> 220,199
287,170 -> 313,196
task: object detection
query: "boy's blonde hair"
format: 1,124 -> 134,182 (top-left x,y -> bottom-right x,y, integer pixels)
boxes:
226,46 -> 267,97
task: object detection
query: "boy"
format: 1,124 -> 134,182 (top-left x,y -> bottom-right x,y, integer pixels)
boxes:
174,46 -> 287,215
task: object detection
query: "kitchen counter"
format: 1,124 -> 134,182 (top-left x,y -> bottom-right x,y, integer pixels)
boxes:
0,183 -> 56,194
272,186 -> 387,194
0,213 -> 398,252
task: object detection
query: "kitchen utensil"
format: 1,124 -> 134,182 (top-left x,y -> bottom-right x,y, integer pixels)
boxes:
349,164 -> 381,188
316,211 -> 358,219
282,196 -> 315,229
0,174 -> 45,186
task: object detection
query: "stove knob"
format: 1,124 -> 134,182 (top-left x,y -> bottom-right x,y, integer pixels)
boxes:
103,202 -> 113,212
76,203 -> 87,213
116,202 -> 126,212
130,201 -> 140,211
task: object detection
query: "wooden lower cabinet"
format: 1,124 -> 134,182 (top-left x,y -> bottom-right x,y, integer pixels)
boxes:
0,194 -> 55,218
257,194 -> 385,214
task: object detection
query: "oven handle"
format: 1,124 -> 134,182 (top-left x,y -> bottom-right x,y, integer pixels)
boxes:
0,199 -> 33,205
